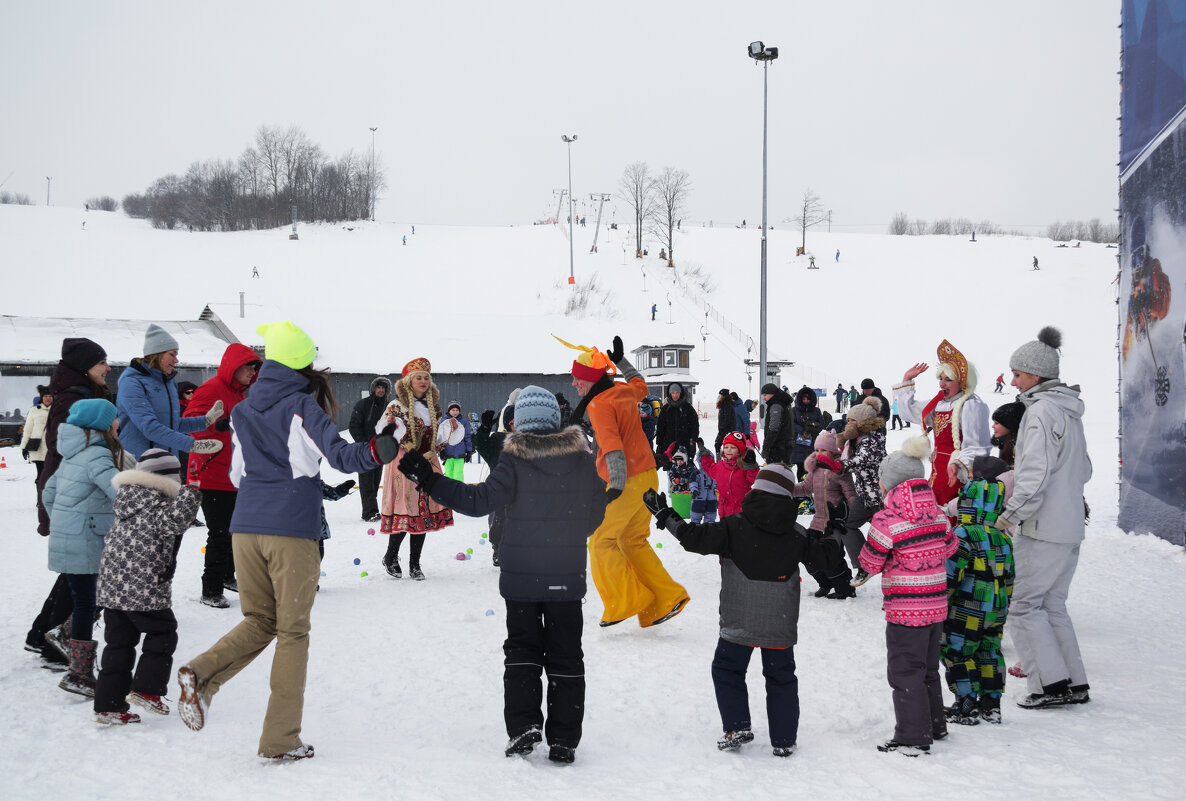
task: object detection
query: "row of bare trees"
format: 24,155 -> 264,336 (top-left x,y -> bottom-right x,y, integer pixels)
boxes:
123,125 -> 385,231
618,162 -> 692,266
890,212 -> 1118,242
0,192 -> 33,205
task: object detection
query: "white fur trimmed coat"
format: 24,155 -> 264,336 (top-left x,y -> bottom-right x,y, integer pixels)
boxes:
97,470 -> 201,611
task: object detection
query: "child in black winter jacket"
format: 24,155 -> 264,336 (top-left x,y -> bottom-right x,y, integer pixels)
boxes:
94,448 -> 202,725
397,386 -> 607,765
643,464 -> 843,757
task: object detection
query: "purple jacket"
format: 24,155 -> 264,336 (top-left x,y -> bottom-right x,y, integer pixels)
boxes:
228,360 -> 379,540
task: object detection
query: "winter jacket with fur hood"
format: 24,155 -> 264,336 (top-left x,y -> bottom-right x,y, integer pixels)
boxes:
760,384 -> 796,464
656,383 -> 700,459
791,453 -> 858,533
184,343 -> 259,491
859,478 -> 957,626
427,426 -> 608,602
43,423 -> 128,574
98,470 -> 202,610
999,380 -> 1092,544
349,376 -> 393,444
116,360 -> 208,458
228,360 -> 379,540
662,490 -> 842,647
789,387 -> 825,465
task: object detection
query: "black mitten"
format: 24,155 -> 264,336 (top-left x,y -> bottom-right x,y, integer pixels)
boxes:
607,335 -> 624,364
397,448 -> 438,492
335,479 -> 355,495
373,423 -> 403,463
642,489 -> 680,530
214,417 -> 231,432
480,410 -> 497,429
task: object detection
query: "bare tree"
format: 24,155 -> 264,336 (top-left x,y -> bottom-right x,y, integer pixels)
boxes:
889,211 -> 911,235
792,189 -> 828,252
85,196 -> 118,212
618,162 -> 656,258
646,167 -> 691,267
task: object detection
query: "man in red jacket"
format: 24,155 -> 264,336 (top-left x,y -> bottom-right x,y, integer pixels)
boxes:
185,344 -> 260,608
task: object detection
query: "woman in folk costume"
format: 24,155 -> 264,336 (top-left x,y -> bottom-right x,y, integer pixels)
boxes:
892,339 -> 991,508
378,358 -> 454,580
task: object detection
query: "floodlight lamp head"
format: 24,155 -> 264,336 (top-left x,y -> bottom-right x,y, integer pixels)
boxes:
748,41 -> 778,61
748,41 -> 764,58
562,134 -> 577,143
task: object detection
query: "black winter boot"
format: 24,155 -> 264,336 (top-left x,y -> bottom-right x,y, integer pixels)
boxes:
979,695 -> 1002,724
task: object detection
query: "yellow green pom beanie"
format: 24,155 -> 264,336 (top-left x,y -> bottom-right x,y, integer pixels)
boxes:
256,320 -> 316,370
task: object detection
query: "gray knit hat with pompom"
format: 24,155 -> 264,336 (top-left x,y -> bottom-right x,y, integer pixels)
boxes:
1010,326 -> 1061,380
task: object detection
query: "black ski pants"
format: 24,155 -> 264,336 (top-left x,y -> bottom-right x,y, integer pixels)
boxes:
200,488 -> 237,596
94,608 -> 178,712
503,599 -> 584,748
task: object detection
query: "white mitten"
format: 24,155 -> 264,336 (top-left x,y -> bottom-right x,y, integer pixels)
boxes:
191,439 -> 223,455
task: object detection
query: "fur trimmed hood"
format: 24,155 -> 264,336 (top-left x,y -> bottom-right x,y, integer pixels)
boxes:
113,469 -> 183,497
502,426 -> 589,461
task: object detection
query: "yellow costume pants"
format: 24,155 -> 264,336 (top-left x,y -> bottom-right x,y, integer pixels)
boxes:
589,469 -> 689,627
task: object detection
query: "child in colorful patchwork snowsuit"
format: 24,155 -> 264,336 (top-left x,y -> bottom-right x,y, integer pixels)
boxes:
942,471 -> 1014,725
696,432 -> 759,518
94,448 -> 202,724
643,464 -> 844,758
790,431 -> 859,599
859,436 -> 958,756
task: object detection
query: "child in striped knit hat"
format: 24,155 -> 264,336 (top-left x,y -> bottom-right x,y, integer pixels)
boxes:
858,435 -> 957,756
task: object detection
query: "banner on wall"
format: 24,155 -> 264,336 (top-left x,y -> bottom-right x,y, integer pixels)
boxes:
1118,0 -> 1186,545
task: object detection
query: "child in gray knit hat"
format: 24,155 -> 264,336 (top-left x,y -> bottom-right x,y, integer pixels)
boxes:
643,465 -> 843,758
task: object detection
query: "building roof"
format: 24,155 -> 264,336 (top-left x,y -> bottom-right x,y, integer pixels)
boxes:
0,315 -> 235,368
631,343 -> 695,353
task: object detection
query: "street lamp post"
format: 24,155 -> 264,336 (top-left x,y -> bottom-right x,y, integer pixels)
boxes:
748,41 -> 778,412
562,134 -> 577,284
369,127 -> 377,222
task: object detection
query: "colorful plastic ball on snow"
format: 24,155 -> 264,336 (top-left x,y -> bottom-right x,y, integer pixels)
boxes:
478,539 -> 486,545
353,558 -> 361,565
456,552 -> 466,561
656,543 -> 663,548
481,532 -> 488,538
485,609 -> 495,616
466,548 -> 473,555
320,570 -> 327,577
367,528 -> 376,536
200,547 -> 206,554
360,571 -> 368,577
465,553 -> 472,560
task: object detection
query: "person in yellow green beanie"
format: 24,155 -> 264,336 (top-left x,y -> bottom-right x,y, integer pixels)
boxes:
177,320 -> 405,760
562,335 -> 689,628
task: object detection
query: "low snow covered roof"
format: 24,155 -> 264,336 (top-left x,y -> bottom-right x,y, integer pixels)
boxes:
0,316 -> 236,368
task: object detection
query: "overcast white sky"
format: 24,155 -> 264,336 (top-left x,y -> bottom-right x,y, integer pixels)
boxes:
2,0 -> 1120,230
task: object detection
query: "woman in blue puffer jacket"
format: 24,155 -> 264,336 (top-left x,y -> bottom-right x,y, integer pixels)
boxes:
116,324 -> 222,458
43,398 -> 131,697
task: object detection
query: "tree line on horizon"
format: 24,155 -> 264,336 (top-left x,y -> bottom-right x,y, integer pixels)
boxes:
889,211 -> 1118,243
119,125 -> 385,231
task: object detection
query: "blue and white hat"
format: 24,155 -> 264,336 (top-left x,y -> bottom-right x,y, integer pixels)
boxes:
514,385 -> 561,433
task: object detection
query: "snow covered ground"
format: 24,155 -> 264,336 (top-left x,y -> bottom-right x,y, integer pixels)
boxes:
1,206 -> 1183,799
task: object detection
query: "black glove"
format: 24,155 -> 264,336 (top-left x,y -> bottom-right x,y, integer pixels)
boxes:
827,500 -> 849,522
480,410 -> 497,429
642,489 -> 680,530
334,479 -> 355,495
396,448 -> 438,493
464,451 -> 473,463
740,448 -> 759,470
373,423 -> 403,463
606,487 -> 622,503
214,417 -> 231,432
695,437 -> 707,453
21,449 -> 29,461
607,335 -> 624,364
655,451 -> 671,471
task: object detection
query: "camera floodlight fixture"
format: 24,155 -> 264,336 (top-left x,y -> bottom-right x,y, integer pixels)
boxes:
562,134 -> 578,143
748,41 -> 778,61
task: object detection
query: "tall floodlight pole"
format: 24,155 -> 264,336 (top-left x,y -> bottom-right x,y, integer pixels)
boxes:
46,176 -> 52,206
369,127 -> 378,222
562,134 -> 578,283
748,41 -> 778,409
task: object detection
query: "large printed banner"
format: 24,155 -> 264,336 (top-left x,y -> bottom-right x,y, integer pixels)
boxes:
1119,0 -> 1186,545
